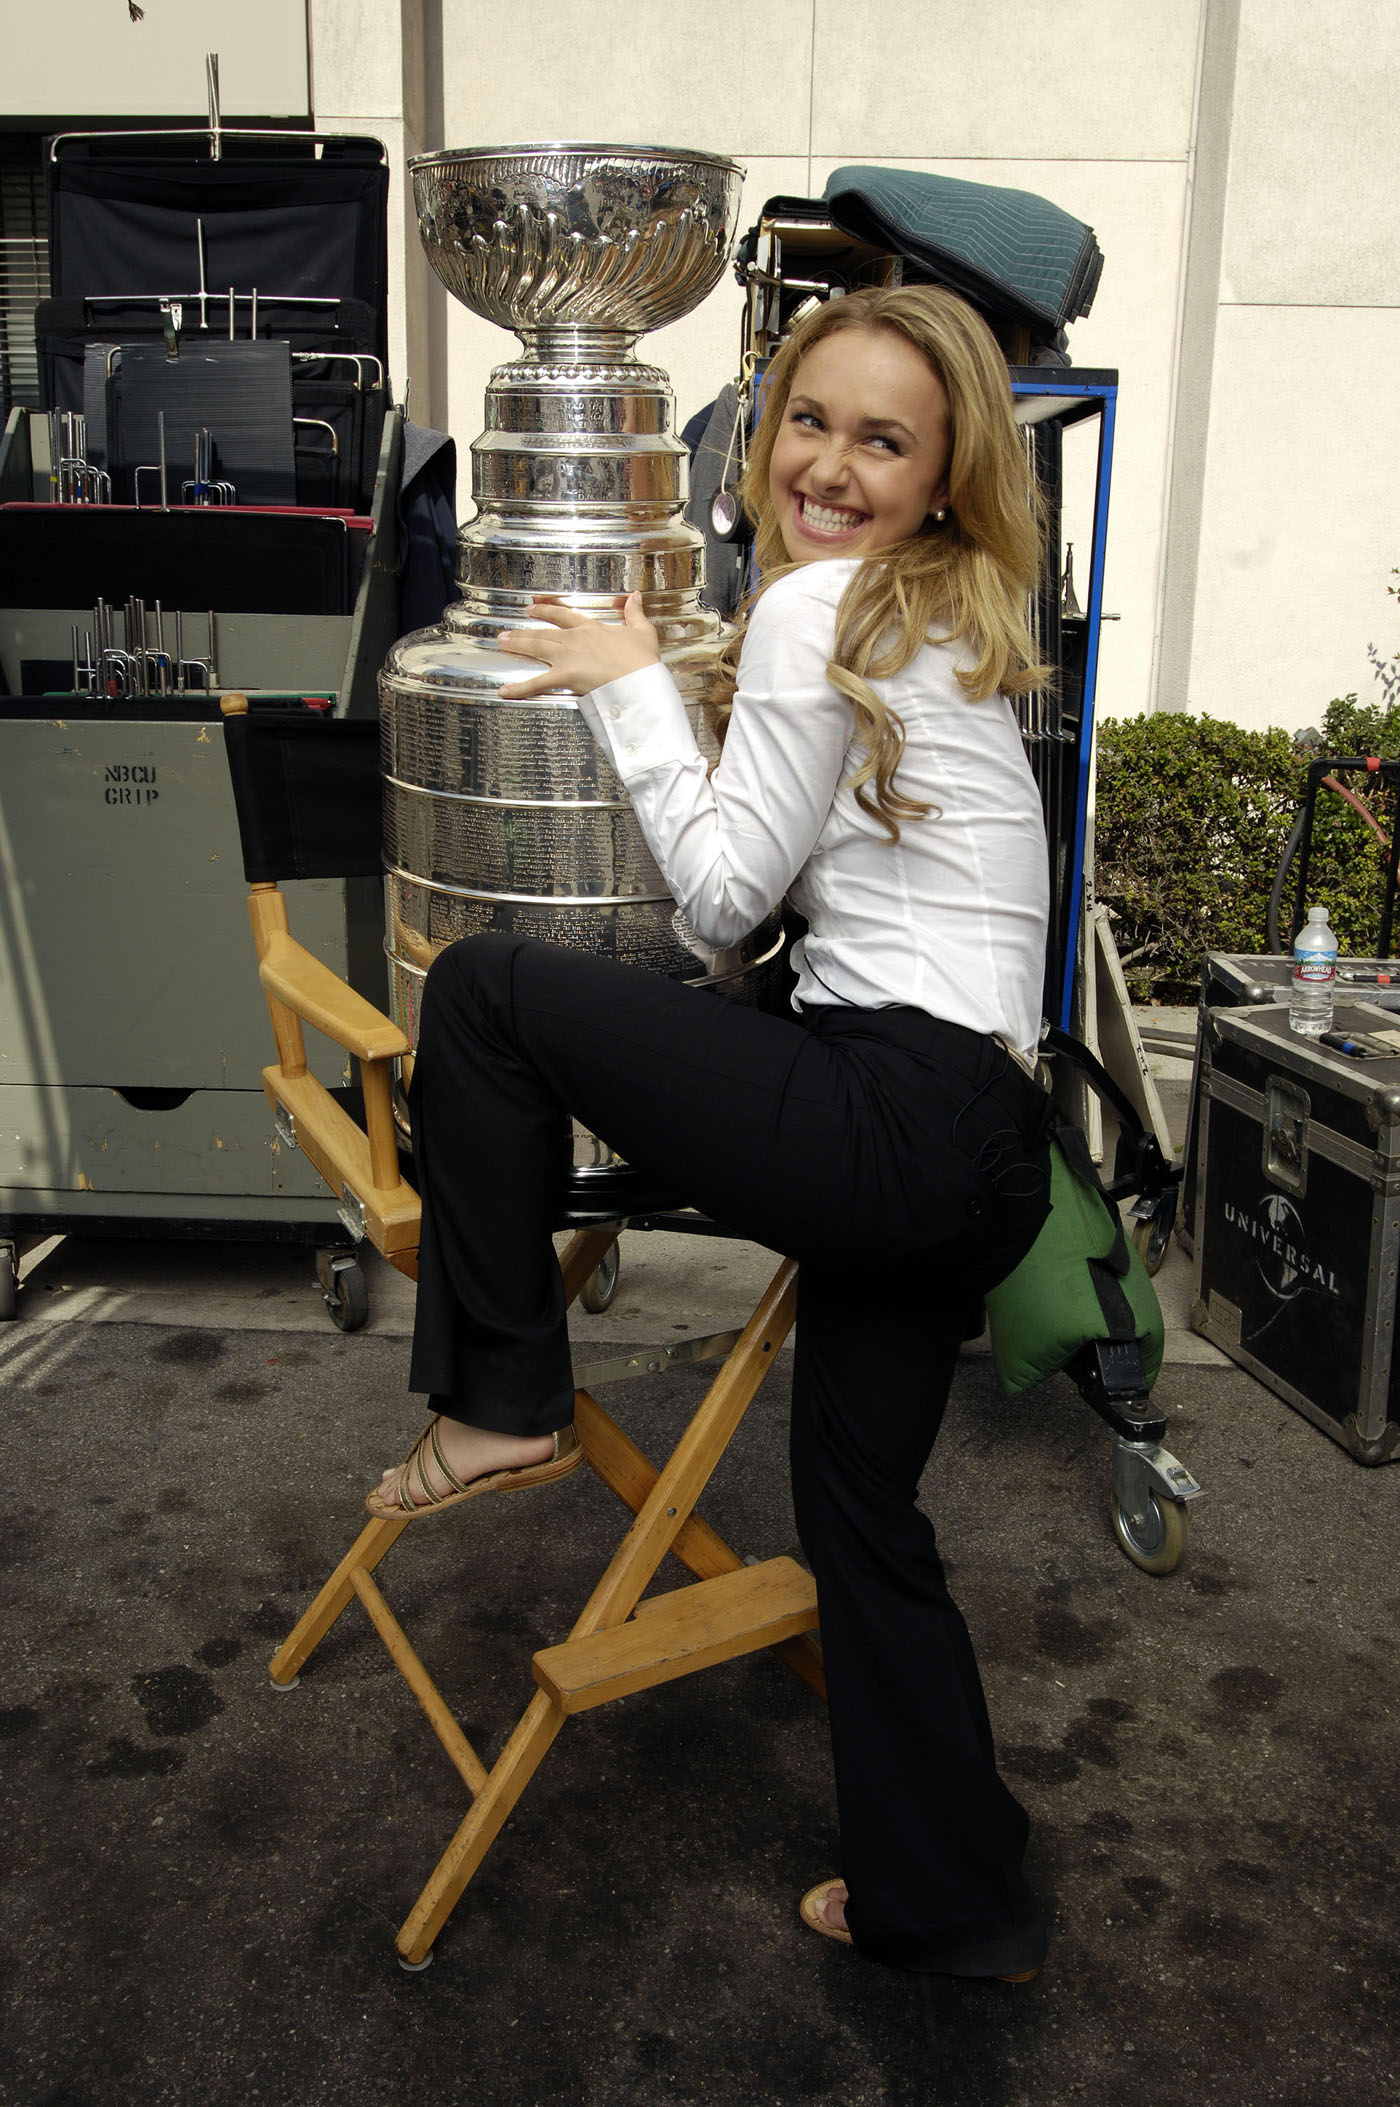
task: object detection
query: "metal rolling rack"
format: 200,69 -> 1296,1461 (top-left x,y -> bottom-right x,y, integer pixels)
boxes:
1012,368 -> 1118,1031
0,86 -> 402,1324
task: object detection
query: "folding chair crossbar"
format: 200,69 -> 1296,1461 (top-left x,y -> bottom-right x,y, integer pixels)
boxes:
269,1239 -> 824,1969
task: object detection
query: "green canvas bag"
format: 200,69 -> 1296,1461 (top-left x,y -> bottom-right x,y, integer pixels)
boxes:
984,1122 -> 1164,1395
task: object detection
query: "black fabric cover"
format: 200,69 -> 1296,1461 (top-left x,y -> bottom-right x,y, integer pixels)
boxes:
104,340 -> 296,508
395,422 -> 459,633
0,505 -> 364,615
45,137 -> 390,370
222,712 -> 383,883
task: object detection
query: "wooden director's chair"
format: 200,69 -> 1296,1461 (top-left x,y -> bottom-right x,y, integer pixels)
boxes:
220,697 -> 826,1970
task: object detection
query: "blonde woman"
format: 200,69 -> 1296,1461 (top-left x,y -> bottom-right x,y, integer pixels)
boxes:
373,286 -> 1055,1982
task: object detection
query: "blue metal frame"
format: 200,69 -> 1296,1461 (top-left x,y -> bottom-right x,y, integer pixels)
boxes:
1011,371 -> 1118,1030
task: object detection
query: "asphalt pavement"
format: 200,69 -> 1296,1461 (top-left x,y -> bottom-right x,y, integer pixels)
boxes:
2,1023 -> 1396,2107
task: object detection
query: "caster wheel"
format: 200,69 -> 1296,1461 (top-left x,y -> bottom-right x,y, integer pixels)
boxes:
0,1247 -> 16,1322
578,1241 -> 620,1315
317,1250 -> 369,1333
1111,1487 -> 1189,1574
1131,1208 -> 1173,1277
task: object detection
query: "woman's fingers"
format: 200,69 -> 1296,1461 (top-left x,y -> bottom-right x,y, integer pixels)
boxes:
621,591 -> 660,650
496,626 -> 553,662
497,671 -> 560,699
495,593 -> 661,698
525,598 -> 590,629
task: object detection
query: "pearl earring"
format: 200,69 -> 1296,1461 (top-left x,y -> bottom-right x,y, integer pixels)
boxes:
933,508 -> 948,523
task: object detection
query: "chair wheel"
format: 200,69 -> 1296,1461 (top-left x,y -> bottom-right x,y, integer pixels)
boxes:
1110,1487 -> 1189,1574
316,1249 -> 369,1332
1130,1214 -> 1169,1276
578,1241 -> 620,1314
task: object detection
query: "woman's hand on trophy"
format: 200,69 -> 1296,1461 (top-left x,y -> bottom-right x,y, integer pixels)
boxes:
497,594 -> 661,698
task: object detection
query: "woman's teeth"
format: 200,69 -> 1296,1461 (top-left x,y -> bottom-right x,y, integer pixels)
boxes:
799,496 -> 867,534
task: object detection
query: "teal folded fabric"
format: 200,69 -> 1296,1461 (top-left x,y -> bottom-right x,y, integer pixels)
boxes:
823,166 -> 1103,339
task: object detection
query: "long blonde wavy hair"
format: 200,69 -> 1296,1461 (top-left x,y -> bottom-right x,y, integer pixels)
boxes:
716,285 -> 1047,840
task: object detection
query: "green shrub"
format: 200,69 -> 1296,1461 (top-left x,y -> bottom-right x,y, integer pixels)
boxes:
1094,701 -> 1400,1002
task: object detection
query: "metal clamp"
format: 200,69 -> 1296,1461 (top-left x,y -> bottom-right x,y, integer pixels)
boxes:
272,1103 -> 298,1149
1113,1437 -> 1204,1529
337,1187 -> 367,1241
572,1327 -> 743,1392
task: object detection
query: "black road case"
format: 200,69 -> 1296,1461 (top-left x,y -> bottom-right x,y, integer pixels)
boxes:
1180,951 -> 1400,1251
1191,1000 -> 1400,1463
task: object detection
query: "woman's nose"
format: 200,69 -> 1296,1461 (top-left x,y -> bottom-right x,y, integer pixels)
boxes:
809,438 -> 850,489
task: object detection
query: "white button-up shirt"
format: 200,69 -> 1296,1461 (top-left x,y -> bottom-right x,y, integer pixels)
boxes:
578,558 -> 1048,1061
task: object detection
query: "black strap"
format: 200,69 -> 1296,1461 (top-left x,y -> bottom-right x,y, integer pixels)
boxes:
1052,1113 -> 1139,1345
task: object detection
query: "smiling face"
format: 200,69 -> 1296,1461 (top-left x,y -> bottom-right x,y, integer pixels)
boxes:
767,324 -> 953,567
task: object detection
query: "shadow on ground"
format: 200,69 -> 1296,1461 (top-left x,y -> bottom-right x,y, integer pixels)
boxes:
1,1316 -> 1396,2107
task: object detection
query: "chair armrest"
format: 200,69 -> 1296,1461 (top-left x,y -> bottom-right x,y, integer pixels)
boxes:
259,929 -> 409,1063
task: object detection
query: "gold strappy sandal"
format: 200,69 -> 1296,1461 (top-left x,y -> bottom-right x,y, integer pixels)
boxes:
798,1880 -> 1040,1980
365,1417 -> 584,1521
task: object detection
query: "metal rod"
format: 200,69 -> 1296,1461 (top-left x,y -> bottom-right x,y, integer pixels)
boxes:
153,601 -> 170,695
206,53 -> 222,163
50,129 -> 388,165
81,290 -> 344,311
207,611 -> 218,688
196,218 -> 209,329
228,287 -> 236,340
175,609 -> 184,691
293,417 -> 340,456
292,350 -> 383,389
251,285 -> 258,339
158,411 -> 168,512
71,625 -> 80,695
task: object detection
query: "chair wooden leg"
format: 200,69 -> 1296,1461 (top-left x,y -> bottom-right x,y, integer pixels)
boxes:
395,1690 -> 566,1966
269,1227 -> 613,1690
278,1250 -> 809,1968
571,1258 -> 799,1640
574,1387 -> 826,1700
269,1513 -> 408,1685
393,1259 -> 805,1964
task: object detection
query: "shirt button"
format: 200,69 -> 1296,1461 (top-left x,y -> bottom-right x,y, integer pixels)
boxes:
608,704 -> 622,720
625,742 -> 637,757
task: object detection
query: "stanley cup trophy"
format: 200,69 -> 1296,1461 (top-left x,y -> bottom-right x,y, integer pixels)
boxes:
378,142 -> 785,1062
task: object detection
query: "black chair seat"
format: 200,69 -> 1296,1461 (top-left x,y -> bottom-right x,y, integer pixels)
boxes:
561,1164 -> 684,1224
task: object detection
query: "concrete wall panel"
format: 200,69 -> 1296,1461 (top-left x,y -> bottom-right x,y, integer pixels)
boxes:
437,0 -> 813,158
811,0 -> 1201,162
1187,305 -> 1400,732
6,0 -> 308,118
308,0 -> 404,119
1221,0 -> 1400,306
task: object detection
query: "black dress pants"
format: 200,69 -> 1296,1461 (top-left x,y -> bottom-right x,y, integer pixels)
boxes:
407,932 -> 1054,1976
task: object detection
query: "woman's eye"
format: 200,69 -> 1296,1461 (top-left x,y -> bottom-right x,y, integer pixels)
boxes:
792,409 -> 822,431
866,435 -> 900,454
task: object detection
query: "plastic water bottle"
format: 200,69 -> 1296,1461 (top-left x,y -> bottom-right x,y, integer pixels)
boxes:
1290,905 -> 1338,1037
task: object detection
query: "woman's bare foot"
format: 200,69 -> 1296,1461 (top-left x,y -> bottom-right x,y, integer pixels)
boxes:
377,1418 -> 555,1513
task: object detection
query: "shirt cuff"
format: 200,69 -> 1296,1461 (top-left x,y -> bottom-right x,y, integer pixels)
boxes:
578,662 -> 697,783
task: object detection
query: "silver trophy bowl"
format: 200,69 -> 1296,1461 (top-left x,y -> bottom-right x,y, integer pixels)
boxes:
410,141 -> 744,355
381,142 -> 781,1087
